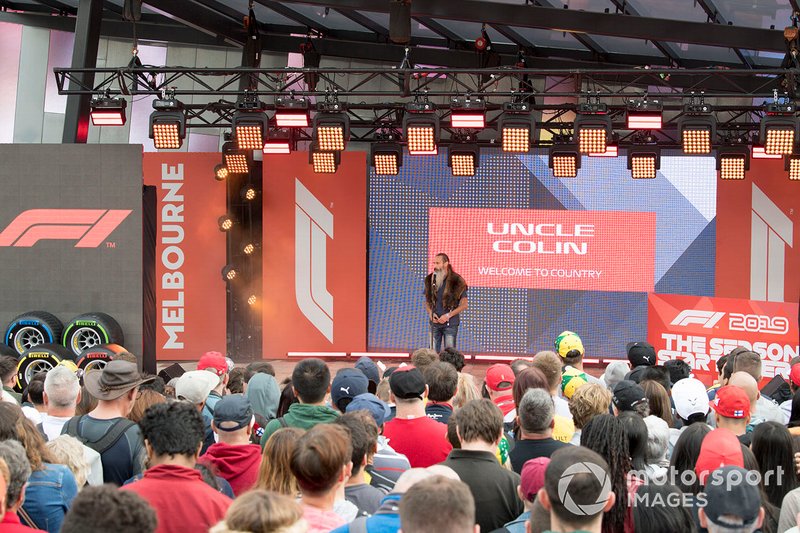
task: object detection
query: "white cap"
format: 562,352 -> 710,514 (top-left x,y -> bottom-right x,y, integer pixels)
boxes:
671,378 -> 709,420
176,370 -> 220,405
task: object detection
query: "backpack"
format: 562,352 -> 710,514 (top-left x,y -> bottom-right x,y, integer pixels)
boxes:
62,415 -> 136,455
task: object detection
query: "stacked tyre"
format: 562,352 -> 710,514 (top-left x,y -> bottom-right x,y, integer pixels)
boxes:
76,343 -> 129,374
15,344 -> 73,393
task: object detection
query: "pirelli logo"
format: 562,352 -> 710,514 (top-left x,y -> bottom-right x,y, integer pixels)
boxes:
0,209 -> 132,248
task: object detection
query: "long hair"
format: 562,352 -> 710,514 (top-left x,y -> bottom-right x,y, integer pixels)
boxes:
633,483 -> 696,533
741,445 -> 780,533
669,423 -> 711,495
580,414 -> 630,533
618,411 -> 648,472
640,379 -> 673,427
256,427 -> 304,496
751,421 -> 800,508
789,393 -> 800,428
18,417 -> 55,471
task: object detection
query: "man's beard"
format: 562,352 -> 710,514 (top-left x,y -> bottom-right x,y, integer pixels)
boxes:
434,269 -> 446,288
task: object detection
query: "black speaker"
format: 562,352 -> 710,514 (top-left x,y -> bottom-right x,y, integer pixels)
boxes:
389,0 -> 412,44
761,374 -> 792,404
158,363 -> 186,384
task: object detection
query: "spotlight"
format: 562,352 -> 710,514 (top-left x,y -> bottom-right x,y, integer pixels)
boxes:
752,146 -> 783,159
247,294 -> 258,305
214,164 -> 229,182
574,103 -> 611,154
313,103 -> 350,151
498,102 -> 533,153
626,99 -> 663,129
90,96 -> 127,126
786,155 -> 800,180
716,146 -> 749,180
370,142 -> 403,176
450,97 -> 485,129
310,143 -> 340,174
627,146 -> 660,179
240,185 -> 258,202
588,145 -> 618,157
218,215 -> 234,232
404,102 -> 440,155
222,142 -> 250,174
263,129 -> 292,154
221,265 -> 237,282
761,102 -> 797,155
243,243 -> 256,255
275,97 -> 310,128
233,112 -> 268,151
548,145 -> 580,178
149,98 -> 185,149
447,144 -> 479,176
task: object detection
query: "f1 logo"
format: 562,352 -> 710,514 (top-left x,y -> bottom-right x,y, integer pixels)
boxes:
0,209 -> 131,247
295,180 -> 334,342
670,310 -> 726,328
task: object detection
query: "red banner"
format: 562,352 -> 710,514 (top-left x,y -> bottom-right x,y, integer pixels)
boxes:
428,208 -> 656,292
648,293 -> 799,386
143,154 -> 227,360
262,152 -> 366,356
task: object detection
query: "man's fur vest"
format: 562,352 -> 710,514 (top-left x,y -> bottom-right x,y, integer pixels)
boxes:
424,270 -> 467,312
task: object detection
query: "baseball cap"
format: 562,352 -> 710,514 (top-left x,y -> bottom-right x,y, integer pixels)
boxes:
331,369 -> 369,410
601,361 -> 630,391
554,331 -> 584,358
355,356 -> 380,386
703,466 -> 762,528
671,378 -> 709,420
485,364 -> 515,392
346,393 -> 392,426
612,380 -> 647,412
626,341 -> 655,367
213,394 -> 254,432
790,364 -> 800,388
389,366 -> 426,400
561,367 -> 588,399
695,428 -> 745,485
520,457 -> 550,502
710,385 -> 751,419
197,351 -> 227,376
175,370 -> 220,404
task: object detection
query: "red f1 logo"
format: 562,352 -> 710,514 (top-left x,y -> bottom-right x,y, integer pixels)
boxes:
0,209 -> 132,248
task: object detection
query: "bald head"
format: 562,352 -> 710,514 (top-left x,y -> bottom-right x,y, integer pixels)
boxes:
394,465 -> 461,494
728,371 -> 759,411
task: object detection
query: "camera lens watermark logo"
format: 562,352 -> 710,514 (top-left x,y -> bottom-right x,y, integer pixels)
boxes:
558,462 -> 612,516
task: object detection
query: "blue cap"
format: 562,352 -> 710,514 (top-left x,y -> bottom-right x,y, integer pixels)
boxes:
213,394 -> 254,432
331,369 -> 369,410
347,393 -> 391,426
355,356 -> 380,385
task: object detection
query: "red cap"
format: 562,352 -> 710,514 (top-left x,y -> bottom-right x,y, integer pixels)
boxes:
197,351 -> 227,376
486,364 -> 515,392
520,457 -> 550,501
709,386 -> 750,419
790,364 -> 800,387
695,428 -> 745,485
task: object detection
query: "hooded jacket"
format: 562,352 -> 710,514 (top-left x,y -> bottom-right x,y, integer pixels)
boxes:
260,403 -> 340,447
200,442 -> 262,496
246,373 -> 280,420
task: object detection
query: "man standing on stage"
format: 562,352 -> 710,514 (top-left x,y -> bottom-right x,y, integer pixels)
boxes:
424,253 -> 468,352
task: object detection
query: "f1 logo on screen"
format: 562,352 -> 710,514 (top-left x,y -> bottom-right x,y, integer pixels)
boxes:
0,209 -> 132,248
670,310 -> 726,329
295,179 -> 334,342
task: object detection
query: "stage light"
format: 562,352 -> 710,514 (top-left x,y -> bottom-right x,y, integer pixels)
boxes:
548,145 -> 580,178
275,97 -> 310,127
626,100 -> 663,130
218,215 -> 234,232
222,142 -> 250,174
627,147 -> 660,179
263,129 -> 292,154
148,98 -> 185,149
240,185 -> 258,202
404,102 -> 440,155
447,144 -> 479,177
716,146 -> 749,180
313,104 -> 350,151
90,96 -> 127,126
221,265 -> 237,282
752,146 -> 783,159
309,143 -> 340,174
574,104 -> 611,154
786,155 -> 800,180
450,97 -> 485,128
370,142 -> 403,176
589,145 -> 618,157
233,112 -> 268,151
247,294 -> 258,305
761,103 -> 797,155
214,164 -> 228,181
678,108 -> 715,155
498,102 -> 533,153
243,243 -> 255,255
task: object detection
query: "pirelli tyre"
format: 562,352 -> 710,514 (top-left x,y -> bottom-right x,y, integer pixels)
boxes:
16,344 -> 70,392
76,343 -> 128,374
63,313 -> 124,358
5,311 -> 64,356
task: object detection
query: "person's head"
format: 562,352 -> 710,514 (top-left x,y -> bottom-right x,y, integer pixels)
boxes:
0,356 -> 17,388
716,354 -> 729,382
511,366 -> 549,407
454,398 -> 503,446
554,330 -> 585,367
139,375 -> 165,395
531,351 -> 563,394
750,421 -> 799,507
633,483 -> 696,533
710,385 -> 751,432
601,360 -> 630,392
671,378 -> 710,425
290,423 -> 352,498
46,435 -> 90,486
727,372 -> 758,412
518,457 -> 550,507
438,347 -> 465,372
561,367 -> 588,400
670,423 -> 711,495
618,411 -> 648,471
389,367 -> 428,406
76,385 -> 98,415
612,380 -> 649,417
23,375 -> 45,407
375,378 -> 391,403
0,457 -> 8,515
245,362 -> 275,382
698,466 -> 764,533
246,373 -> 281,420
0,440 -> 31,512
354,357 -> 381,393
518,388 -> 555,436
43,364 -> 81,412
642,415 -> 669,466
331,368 -> 369,413
509,358 -> 534,376
128,389 -> 167,424
732,350 -> 762,382
226,367 -> 246,394
346,393 -> 391,429
212,394 -> 255,443
399,476 -> 477,533
423,361 -> 458,403
539,446 -> 614,533
61,484 -> 157,533
695,428 -> 745,486
84,360 -> 155,415
197,351 -> 229,389
257,427 -> 304,496
175,370 -> 220,410
276,379 -> 298,417
664,359 -> 692,386
334,410 -> 379,477
640,366 -> 671,392
411,348 -> 438,370
140,401 -> 205,464
569,383 -> 612,430
640,379 -> 673,427
452,372 -> 480,409
432,253 -> 452,275
790,364 -> 800,397
17,416 -> 54,470
291,358 -> 331,404
209,490 -> 306,533
0,402 -> 21,440
626,341 -> 656,368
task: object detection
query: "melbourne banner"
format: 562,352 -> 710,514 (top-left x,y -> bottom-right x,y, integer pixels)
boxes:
262,152 -> 366,356
143,153 -> 227,360
649,293 -> 799,386
428,207 -> 656,292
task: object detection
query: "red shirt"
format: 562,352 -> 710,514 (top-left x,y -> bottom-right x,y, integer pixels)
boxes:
383,416 -> 452,467
0,511 -> 44,532
121,464 -> 231,533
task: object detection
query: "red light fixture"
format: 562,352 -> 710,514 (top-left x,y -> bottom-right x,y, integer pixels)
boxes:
90,97 -> 127,126
275,97 -> 310,127
263,130 -> 292,154
626,99 -> 663,130
752,146 -> 783,159
450,96 -> 485,129
589,145 -> 618,157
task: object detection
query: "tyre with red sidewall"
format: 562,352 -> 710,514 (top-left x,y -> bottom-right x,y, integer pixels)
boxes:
76,343 -> 128,374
